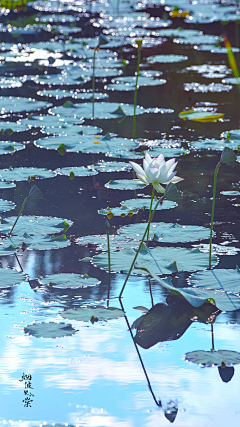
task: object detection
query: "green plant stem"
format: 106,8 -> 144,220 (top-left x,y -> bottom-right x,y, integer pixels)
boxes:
132,47 -> 141,139
149,278 -> 154,307
92,48 -> 96,119
119,195 -> 164,298
211,323 -> 215,351
209,161 -> 221,269
8,197 -> 28,238
146,187 -> 155,246
107,229 -> 111,306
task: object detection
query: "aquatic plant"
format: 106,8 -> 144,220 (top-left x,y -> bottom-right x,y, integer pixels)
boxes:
223,34 -> 240,92
8,185 -> 43,238
119,182 -> 180,298
129,152 -> 183,245
209,147 -> 236,269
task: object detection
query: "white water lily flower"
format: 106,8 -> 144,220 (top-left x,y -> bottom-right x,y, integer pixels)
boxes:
129,152 -> 184,193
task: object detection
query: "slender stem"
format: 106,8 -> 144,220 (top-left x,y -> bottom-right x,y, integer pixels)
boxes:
119,196 -> 164,298
8,197 -> 28,238
132,47 -> 141,139
107,230 -> 111,307
211,323 -> 215,351
14,253 -> 24,272
149,278 -> 154,307
119,298 -> 162,407
92,48 -> 96,119
146,187 -> 155,246
209,162 -> 221,269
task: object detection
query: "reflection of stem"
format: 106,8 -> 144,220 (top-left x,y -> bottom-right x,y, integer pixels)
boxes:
119,298 -> 162,407
209,162 -> 221,269
211,323 -> 215,351
132,47 -> 141,139
149,278 -> 154,307
146,187 -> 155,246
107,230 -> 111,307
14,253 -> 24,273
119,195 -> 164,298
92,48 -> 97,119
8,197 -> 28,237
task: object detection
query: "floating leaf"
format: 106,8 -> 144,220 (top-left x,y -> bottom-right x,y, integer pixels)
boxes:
0,216 -> 73,236
105,179 -> 147,190
184,350 -> 240,367
24,322 -> 78,338
179,110 -> 224,122
99,206 -> 138,217
55,166 -> 98,177
0,199 -> 15,213
120,198 -> 177,211
0,167 -> 56,182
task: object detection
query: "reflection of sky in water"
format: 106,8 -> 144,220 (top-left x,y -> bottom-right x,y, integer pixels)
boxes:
0,266 -> 240,425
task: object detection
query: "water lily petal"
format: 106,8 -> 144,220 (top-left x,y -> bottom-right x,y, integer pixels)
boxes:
145,151 -> 152,165
153,182 -> 165,193
170,175 -> 184,183
148,167 -> 161,181
155,153 -> 165,168
160,171 -> 177,184
165,158 -> 176,173
129,161 -> 145,176
136,173 -> 148,183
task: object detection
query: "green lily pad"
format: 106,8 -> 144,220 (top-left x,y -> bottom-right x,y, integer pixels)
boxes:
184,82 -> 232,93
0,141 -> 25,155
146,270 -> 240,311
0,181 -> 16,189
221,129 -> 240,141
0,216 -> 72,235
147,54 -> 188,64
105,179 -> 147,190
9,233 -> 70,250
107,74 -> 166,91
39,273 -> 100,289
60,306 -> 124,322
222,77 -> 240,85
55,166 -> 98,177
118,222 -> 211,243
184,350 -> 240,366
0,97 -> 51,115
0,267 -> 27,288
191,138 -> 239,151
188,269 -> 240,292
120,198 -> 177,210
0,167 -> 56,182
0,199 -> 15,212
221,191 -> 240,196
49,102 -> 145,120
157,28 -> 201,38
174,34 -> 219,45
93,161 -> 131,172
99,206 -> 138,217
93,245 -> 217,275
37,89 -> 109,100
76,234 -> 137,251
179,110 -> 224,122
24,322 -> 78,338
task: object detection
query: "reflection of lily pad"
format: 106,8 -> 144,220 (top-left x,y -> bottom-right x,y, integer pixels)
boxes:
134,300 -> 216,349
118,222 -> 211,243
0,199 -> 15,212
39,273 -> 100,289
184,350 -> 240,366
60,306 -> 124,321
0,216 -> 72,235
0,268 -> 27,288
105,180 -> 147,190
24,322 -> 78,338
120,198 -> 177,210
55,166 -> 98,177
0,167 -> 56,182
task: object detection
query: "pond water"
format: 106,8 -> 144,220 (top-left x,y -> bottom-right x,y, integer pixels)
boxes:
1,0 -> 240,426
